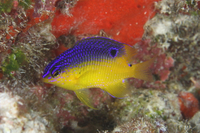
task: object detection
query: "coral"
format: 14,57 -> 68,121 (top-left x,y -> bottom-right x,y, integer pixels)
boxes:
112,117 -> 157,133
189,111 -> 200,131
18,0 -> 32,10
0,0 -> 13,13
191,77 -> 200,90
154,0 -> 186,14
166,119 -> 192,133
33,0 -> 57,17
143,0 -> 200,122
111,89 -> 182,123
0,78 -> 83,132
11,19 -> 57,81
51,0 -> 159,45
98,89 -> 194,132
0,90 -> 26,119
178,92 -> 199,119
0,89 -> 56,133
0,0 -> 30,14
0,8 -> 28,52
111,117 -> 192,133
144,0 -> 200,88
44,0 -> 57,11
0,0 -> 200,132
33,0 -> 44,17
134,40 -> 174,82
125,39 -> 174,89
1,49 -> 26,76
56,0 -> 79,16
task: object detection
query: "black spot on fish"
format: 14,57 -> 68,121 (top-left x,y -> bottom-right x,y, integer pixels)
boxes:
128,64 -> 132,67
43,37 -> 126,78
110,48 -> 117,58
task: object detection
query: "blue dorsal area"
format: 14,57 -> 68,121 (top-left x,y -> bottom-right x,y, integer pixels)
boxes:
42,37 -> 126,78
71,37 -> 125,61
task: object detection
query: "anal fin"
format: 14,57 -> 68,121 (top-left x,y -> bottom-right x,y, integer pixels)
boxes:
74,89 -> 97,110
105,79 -> 131,98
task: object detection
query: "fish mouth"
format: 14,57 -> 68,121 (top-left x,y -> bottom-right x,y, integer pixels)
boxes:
42,77 -> 58,84
42,78 -> 50,83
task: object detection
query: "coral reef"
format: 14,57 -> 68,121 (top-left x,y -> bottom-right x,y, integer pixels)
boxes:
144,0 -> 200,87
178,91 -> 199,119
51,0 -> 160,44
0,0 -> 200,132
0,86 -> 56,133
111,89 -> 184,132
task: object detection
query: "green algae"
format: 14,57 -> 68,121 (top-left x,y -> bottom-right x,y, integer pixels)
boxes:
0,0 -> 13,13
19,0 -> 32,10
186,0 -> 196,7
1,49 -> 26,76
0,0 -> 32,14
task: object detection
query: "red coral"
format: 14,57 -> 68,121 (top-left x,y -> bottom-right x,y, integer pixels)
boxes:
5,26 -> 19,40
53,44 -> 68,56
156,56 -> 174,81
51,0 -> 160,45
178,92 -> 200,119
24,9 -> 50,32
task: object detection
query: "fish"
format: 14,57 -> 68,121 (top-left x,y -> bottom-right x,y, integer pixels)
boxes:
42,37 -> 155,109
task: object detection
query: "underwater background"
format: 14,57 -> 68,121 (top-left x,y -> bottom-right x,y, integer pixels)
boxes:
0,0 -> 200,132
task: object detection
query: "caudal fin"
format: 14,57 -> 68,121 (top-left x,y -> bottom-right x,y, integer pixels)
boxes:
132,57 -> 156,82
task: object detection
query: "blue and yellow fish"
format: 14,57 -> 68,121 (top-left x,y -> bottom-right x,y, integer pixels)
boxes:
42,37 -> 154,109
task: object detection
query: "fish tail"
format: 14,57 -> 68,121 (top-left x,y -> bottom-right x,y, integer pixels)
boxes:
132,57 -> 156,82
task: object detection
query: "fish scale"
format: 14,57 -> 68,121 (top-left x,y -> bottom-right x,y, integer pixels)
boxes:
42,37 -> 154,109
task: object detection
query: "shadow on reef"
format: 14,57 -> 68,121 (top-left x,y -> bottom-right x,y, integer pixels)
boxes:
60,109 -> 116,133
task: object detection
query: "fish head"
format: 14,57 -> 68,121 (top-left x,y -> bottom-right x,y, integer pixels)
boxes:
42,54 -> 73,88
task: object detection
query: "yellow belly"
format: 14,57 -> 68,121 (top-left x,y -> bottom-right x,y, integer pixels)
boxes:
54,56 -> 133,91
74,58 -> 132,89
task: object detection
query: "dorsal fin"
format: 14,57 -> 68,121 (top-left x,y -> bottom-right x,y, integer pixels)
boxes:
123,44 -> 138,63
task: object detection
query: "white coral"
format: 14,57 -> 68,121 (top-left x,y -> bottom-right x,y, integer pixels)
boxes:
0,92 -> 55,133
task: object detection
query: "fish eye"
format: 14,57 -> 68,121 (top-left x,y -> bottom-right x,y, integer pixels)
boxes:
110,48 -> 118,58
51,69 -> 61,78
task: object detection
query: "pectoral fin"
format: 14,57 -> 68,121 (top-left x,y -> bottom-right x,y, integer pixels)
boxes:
74,89 -> 97,110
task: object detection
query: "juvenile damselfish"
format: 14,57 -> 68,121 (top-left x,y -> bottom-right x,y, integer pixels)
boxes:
42,37 -> 154,109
